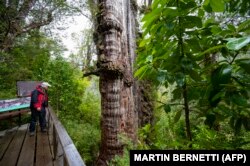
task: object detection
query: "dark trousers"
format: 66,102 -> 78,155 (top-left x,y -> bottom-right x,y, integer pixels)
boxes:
29,107 -> 46,132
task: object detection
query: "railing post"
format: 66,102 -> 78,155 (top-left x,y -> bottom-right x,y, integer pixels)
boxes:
53,125 -> 57,160
18,109 -> 21,126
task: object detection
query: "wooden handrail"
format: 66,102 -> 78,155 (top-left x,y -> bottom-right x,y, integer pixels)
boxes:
47,106 -> 85,166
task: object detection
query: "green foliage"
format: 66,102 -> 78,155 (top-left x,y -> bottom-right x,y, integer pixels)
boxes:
60,77 -> 101,166
138,111 -> 190,150
109,148 -> 130,166
44,56 -> 87,115
42,52 -> 101,166
0,31 -> 61,99
208,0 -> 225,12
0,30 -> 101,165
62,120 -> 100,165
192,124 -> 250,149
235,59 -> 250,74
137,110 -> 250,150
136,0 -> 250,148
226,36 -> 250,50
109,134 -> 135,166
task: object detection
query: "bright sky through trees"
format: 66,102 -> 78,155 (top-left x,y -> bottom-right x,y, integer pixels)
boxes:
60,15 -> 91,58
60,0 -> 144,58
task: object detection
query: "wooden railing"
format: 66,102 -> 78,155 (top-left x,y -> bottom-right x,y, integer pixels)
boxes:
0,99 -> 86,166
47,106 -> 86,166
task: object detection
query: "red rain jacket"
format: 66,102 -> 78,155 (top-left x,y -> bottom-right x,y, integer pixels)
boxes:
31,85 -> 48,110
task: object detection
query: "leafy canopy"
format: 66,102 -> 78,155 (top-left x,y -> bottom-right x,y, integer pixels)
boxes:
136,0 -> 250,135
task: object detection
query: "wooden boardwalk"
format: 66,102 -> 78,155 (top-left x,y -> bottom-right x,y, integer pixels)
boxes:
0,81 -> 85,166
0,107 -> 85,166
0,124 -> 54,166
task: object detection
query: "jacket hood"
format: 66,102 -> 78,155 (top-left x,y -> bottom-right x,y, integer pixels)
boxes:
36,85 -> 45,94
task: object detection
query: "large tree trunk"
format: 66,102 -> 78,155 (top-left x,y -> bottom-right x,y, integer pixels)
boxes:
95,0 -> 137,165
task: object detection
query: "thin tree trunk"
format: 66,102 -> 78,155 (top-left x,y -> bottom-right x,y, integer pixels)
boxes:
176,0 -> 192,144
183,82 -> 192,142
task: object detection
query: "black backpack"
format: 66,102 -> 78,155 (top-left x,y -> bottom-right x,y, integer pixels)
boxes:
30,89 -> 38,108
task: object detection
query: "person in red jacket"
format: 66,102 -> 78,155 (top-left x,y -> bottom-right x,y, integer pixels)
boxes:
29,82 -> 51,136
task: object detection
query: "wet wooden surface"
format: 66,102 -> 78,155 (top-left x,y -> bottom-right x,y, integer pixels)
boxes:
0,124 -> 53,166
0,107 -> 85,166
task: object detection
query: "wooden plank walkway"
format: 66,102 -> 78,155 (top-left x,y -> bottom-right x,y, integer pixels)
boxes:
0,124 -> 53,166
0,107 -> 85,166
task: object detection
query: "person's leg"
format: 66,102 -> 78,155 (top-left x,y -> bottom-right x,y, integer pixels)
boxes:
39,107 -> 46,132
29,108 -> 37,135
43,107 -> 47,127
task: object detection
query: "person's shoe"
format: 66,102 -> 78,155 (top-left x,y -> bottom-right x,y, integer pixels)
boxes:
30,132 -> 35,136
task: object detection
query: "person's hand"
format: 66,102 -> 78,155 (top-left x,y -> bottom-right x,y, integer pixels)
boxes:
37,107 -> 41,111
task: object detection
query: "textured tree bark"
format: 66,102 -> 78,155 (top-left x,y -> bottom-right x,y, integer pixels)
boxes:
95,0 -> 137,165
137,80 -> 154,128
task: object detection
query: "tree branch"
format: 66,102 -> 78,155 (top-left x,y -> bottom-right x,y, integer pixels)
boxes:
18,0 -> 35,20
83,69 -> 100,77
229,52 -> 239,65
16,14 -> 53,36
